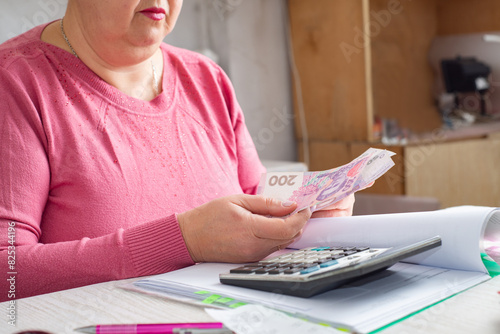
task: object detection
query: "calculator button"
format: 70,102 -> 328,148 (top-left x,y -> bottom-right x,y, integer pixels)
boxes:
304,259 -> 319,263
268,268 -> 288,275
313,259 -> 328,264
343,250 -> 357,256
230,267 -> 260,274
319,260 -> 339,268
329,250 -> 345,255
290,263 -> 308,268
283,268 -> 302,274
311,247 -> 331,251
262,262 -> 279,267
255,267 -> 277,274
300,265 -> 320,275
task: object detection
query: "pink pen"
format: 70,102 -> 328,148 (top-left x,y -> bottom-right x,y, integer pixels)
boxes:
74,323 -> 229,334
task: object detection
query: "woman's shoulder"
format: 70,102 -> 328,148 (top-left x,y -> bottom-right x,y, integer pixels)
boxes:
0,25 -> 48,65
161,43 -> 222,72
160,43 -> 235,94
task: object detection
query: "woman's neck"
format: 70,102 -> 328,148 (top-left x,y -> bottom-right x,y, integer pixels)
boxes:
41,20 -> 164,101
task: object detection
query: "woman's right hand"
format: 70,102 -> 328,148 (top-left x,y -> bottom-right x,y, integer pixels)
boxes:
177,194 -> 312,263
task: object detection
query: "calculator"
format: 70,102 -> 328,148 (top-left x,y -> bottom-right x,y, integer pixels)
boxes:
219,236 -> 442,298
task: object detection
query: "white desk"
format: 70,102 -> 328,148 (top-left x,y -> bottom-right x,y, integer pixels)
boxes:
2,275 -> 500,334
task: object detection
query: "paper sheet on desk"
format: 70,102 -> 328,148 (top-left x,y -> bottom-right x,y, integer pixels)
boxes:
206,305 -> 343,334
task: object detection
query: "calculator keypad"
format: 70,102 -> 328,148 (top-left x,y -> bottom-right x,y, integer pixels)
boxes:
220,236 -> 442,298
228,246 -> 384,278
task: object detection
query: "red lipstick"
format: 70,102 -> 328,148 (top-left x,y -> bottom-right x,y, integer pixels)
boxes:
140,7 -> 166,21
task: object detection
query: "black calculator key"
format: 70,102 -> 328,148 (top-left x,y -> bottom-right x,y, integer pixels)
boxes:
230,266 -> 260,274
343,250 -> 357,256
262,262 -> 278,267
283,268 -> 302,274
268,268 -> 288,275
255,267 -> 277,274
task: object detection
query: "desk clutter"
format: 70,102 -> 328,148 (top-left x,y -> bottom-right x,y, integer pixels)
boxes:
129,206 -> 500,333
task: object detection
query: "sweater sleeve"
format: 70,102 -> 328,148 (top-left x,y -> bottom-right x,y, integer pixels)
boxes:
0,216 -> 194,300
0,68 -> 194,301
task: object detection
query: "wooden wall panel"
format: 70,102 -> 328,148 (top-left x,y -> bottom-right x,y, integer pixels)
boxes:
370,0 -> 442,133
405,137 -> 500,208
300,141 -> 353,171
437,0 -> 500,35
288,0 -> 370,142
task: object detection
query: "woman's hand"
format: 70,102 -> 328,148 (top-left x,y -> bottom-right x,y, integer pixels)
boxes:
310,194 -> 355,218
177,195 -> 311,263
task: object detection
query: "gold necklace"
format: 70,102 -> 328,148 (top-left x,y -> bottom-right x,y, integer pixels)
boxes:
60,17 -> 78,58
60,17 -> 160,97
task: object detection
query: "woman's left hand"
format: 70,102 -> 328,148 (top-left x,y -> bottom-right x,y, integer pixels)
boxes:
310,194 -> 355,218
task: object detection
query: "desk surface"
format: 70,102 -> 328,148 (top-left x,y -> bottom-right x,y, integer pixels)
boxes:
2,275 -> 500,334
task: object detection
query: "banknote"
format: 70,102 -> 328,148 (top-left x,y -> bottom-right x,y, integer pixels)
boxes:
257,148 -> 395,215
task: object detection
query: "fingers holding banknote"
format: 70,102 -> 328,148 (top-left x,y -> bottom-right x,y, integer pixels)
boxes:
310,181 -> 375,218
311,194 -> 356,218
177,194 -> 312,263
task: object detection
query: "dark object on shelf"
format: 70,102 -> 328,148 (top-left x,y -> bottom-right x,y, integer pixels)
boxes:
441,57 -> 491,116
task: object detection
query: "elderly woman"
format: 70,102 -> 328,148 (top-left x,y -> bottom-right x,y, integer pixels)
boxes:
0,0 -> 354,300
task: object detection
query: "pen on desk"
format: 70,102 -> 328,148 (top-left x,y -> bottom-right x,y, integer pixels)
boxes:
74,323 -> 227,334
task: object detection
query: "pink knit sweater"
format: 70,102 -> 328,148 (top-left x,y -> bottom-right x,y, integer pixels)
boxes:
0,24 -> 265,300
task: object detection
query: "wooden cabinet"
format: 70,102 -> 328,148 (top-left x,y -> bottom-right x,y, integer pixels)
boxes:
288,0 -> 500,208
404,133 -> 500,208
